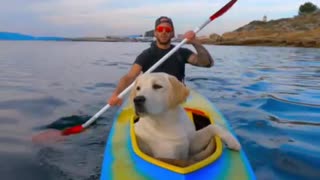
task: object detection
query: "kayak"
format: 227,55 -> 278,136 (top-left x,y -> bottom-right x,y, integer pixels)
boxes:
100,89 -> 255,180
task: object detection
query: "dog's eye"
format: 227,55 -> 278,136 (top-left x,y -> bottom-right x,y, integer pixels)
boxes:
136,86 -> 140,91
152,84 -> 162,90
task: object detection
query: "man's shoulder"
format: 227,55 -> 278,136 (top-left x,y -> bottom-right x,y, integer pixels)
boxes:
136,47 -> 151,59
142,47 -> 153,54
135,47 -> 153,64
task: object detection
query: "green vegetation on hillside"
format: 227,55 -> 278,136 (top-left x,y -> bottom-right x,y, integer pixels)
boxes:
299,2 -> 319,15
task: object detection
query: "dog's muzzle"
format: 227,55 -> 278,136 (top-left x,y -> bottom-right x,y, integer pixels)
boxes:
133,96 -> 146,114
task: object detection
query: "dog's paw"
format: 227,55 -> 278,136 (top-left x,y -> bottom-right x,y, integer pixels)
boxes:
220,134 -> 241,151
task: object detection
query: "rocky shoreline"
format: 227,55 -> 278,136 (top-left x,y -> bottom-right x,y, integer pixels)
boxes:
200,12 -> 320,48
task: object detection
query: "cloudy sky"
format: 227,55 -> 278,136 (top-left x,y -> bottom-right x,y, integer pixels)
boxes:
1,0 -> 319,37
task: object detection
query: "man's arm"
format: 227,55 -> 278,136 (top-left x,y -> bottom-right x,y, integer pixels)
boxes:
183,31 -> 214,67
187,39 -> 214,67
113,64 -> 142,95
108,64 -> 142,106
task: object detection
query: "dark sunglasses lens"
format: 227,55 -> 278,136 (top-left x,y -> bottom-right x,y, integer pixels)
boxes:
157,26 -> 172,33
165,27 -> 171,32
157,26 -> 164,32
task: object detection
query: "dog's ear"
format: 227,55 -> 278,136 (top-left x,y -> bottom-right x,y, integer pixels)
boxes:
168,75 -> 190,108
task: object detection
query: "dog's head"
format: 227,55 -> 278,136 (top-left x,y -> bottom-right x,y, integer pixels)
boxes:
130,73 -> 189,116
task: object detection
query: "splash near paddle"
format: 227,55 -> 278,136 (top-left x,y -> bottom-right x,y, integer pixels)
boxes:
31,115 -> 98,143
32,129 -> 66,144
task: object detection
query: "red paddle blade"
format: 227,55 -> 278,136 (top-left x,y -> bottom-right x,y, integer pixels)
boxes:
210,0 -> 237,21
61,125 -> 85,136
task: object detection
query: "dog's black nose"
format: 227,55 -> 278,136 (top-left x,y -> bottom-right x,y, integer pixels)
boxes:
134,96 -> 146,104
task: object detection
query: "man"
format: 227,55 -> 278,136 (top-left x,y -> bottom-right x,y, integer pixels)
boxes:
108,16 -> 214,106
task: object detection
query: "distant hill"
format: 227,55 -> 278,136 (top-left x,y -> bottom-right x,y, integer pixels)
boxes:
0,32 -> 65,41
203,12 -> 320,48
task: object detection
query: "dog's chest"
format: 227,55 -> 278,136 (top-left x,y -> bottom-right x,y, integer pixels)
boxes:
135,121 -> 191,159
140,132 -> 190,159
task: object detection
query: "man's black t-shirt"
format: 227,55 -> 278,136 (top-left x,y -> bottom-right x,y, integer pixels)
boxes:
134,42 -> 193,81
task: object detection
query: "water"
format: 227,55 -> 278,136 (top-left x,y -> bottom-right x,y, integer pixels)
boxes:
0,41 -> 319,180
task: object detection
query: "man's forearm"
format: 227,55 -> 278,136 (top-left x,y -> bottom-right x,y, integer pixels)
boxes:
113,75 -> 135,96
190,40 -> 214,67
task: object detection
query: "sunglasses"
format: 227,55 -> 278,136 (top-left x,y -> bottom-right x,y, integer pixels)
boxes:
156,26 -> 173,33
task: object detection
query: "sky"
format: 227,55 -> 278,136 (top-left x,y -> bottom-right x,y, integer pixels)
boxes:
1,0 -> 319,37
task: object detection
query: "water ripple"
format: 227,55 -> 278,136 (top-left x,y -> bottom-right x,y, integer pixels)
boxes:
259,95 -> 320,124
0,97 -> 66,116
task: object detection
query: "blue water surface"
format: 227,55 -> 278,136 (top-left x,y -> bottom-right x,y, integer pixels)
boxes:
0,41 -> 319,180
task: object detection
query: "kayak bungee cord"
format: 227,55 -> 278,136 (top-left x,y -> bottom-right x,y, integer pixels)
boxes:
62,0 -> 238,136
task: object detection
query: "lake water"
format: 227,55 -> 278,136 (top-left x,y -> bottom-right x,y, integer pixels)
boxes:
0,41 -> 319,180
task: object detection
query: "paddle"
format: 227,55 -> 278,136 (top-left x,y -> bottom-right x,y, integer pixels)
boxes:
61,0 -> 238,136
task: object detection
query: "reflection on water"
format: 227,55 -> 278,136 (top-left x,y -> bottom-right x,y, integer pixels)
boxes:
0,41 -> 319,179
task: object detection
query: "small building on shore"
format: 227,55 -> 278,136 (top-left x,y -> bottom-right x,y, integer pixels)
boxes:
263,15 -> 267,22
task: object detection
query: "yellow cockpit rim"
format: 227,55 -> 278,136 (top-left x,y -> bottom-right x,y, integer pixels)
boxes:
130,108 -> 223,174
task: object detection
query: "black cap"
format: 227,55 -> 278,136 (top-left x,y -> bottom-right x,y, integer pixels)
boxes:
155,16 -> 174,28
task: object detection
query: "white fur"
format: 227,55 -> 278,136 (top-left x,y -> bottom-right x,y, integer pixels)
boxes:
131,73 -> 241,161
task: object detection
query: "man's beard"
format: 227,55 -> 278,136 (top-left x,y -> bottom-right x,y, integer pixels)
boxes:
156,36 -> 171,45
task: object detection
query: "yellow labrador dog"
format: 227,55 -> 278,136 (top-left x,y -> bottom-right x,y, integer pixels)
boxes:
130,73 -> 241,165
